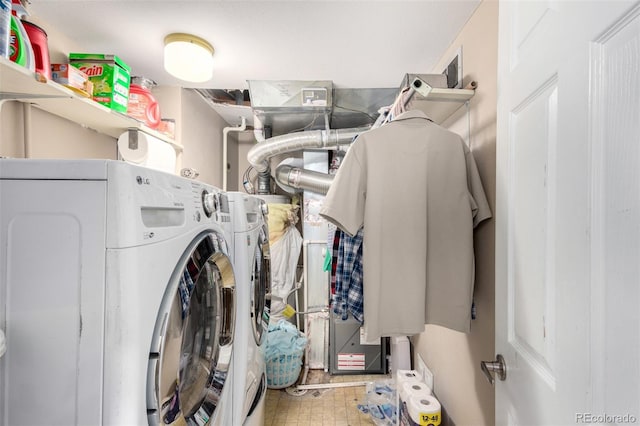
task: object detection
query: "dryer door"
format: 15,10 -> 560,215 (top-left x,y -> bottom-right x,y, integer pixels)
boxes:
251,224 -> 271,346
147,231 -> 235,426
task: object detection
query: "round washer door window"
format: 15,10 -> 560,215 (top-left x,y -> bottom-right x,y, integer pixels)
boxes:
251,224 -> 271,346
148,231 -> 235,426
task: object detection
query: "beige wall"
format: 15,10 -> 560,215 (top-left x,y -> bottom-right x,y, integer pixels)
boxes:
0,90 -> 230,188
1,86 -> 230,190
412,1 -> 498,425
182,89 -> 228,187
0,101 -> 118,159
234,131 -> 255,192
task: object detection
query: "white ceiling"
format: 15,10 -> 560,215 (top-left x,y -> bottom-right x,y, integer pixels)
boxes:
28,0 -> 481,91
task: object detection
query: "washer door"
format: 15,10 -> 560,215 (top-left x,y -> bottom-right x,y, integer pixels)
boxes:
251,224 -> 271,346
148,231 -> 235,425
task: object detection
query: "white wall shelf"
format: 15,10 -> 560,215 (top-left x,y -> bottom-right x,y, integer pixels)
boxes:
407,87 -> 475,124
0,58 -> 182,151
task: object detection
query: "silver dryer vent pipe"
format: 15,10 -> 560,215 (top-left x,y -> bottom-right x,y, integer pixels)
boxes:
247,127 -> 366,194
247,127 -> 365,174
275,165 -> 335,195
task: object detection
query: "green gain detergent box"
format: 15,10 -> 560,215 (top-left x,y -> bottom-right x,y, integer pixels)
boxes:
69,53 -> 131,113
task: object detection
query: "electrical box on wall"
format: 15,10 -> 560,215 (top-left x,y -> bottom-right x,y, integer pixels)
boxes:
247,80 -> 332,108
247,80 -> 333,136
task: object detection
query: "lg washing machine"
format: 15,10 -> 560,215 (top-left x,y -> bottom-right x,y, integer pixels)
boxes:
0,159 -> 236,425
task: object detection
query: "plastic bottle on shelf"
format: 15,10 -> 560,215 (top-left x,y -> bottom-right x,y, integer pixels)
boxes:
0,0 -> 10,59
22,20 -> 50,78
8,0 -> 34,71
127,76 -> 161,129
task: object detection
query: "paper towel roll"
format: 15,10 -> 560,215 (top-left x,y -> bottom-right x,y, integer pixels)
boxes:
117,130 -> 176,174
407,394 -> 441,426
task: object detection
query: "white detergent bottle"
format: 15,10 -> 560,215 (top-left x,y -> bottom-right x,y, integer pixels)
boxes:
10,0 -> 34,71
0,0 -> 10,58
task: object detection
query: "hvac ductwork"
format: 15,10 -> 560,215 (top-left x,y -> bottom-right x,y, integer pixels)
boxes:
247,126 -> 367,194
245,80 -> 386,194
275,165 -> 335,195
247,127 -> 364,174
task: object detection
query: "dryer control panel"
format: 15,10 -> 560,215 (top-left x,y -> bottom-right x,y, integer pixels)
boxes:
105,161 -> 228,249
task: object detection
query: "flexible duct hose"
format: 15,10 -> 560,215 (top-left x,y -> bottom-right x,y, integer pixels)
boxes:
275,165 -> 334,195
247,127 -> 366,173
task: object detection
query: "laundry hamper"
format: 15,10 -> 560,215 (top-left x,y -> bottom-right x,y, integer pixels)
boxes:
266,350 -> 304,389
265,320 -> 307,389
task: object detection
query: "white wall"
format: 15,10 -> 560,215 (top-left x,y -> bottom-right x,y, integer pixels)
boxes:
412,1 -> 498,425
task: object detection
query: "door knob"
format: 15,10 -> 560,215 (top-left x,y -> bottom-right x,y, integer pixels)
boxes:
481,354 -> 507,385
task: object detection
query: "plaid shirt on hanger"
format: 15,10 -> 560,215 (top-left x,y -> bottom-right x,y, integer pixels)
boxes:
332,227 -> 364,323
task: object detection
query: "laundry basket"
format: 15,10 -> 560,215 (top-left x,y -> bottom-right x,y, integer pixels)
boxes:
265,320 -> 307,389
266,350 -> 304,389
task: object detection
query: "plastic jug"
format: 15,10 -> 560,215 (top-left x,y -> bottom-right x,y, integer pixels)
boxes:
9,14 -> 27,66
22,20 -> 50,78
127,76 -> 161,129
8,0 -> 33,71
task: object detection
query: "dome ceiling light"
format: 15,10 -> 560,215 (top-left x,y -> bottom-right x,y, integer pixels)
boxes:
164,33 -> 214,83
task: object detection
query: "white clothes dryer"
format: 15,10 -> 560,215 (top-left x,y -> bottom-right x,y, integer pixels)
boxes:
0,159 -> 236,426
228,192 -> 271,426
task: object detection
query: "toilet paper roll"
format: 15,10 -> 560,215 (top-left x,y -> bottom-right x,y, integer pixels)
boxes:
399,380 -> 432,404
117,130 -> 176,174
398,380 -> 433,426
407,394 -> 441,426
396,369 -> 422,386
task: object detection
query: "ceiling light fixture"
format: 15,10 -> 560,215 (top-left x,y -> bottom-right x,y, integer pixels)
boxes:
164,33 -> 214,83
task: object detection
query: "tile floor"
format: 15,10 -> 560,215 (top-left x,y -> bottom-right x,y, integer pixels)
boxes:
264,370 -> 390,426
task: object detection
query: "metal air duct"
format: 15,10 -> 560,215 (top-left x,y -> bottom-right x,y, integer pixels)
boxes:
247,127 -> 366,194
275,164 -> 334,195
247,127 -> 365,174
244,80 -> 396,195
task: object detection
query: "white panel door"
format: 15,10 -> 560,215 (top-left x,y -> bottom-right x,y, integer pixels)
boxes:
495,1 -> 640,424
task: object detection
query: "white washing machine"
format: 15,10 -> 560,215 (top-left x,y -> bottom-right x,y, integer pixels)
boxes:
0,159 -> 237,425
228,192 -> 271,426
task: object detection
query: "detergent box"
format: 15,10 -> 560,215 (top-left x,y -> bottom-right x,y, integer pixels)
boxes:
69,53 -> 131,113
51,63 -> 93,97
